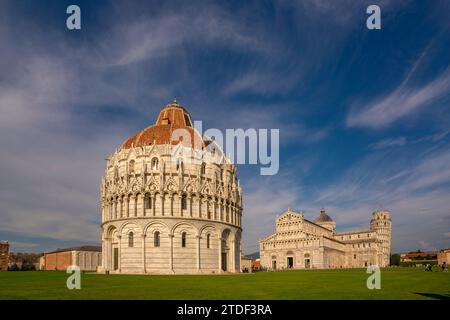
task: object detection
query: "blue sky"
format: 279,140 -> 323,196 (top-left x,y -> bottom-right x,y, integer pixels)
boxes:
1,0 -> 450,254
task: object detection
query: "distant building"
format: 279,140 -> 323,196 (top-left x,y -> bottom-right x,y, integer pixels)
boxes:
252,259 -> 261,271
260,209 -> 392,269
400,251 -> 437,262
241,255 -> 253,272
0,241 -> 9,271
437,248 -> 450,265
40,246 -> 102,271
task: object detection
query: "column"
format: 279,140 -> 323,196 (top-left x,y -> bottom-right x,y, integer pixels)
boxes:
169,233 -> 174,272
117,235 -> 122,272
218,236 -> 222,273
152,194 -> 156,216
130,195 -> 136,217
197,235 -> 201,271
207,201 -> 211,219
179,194 -> 183,217
231,239 -> 235,273
107,238 -> 112,271
231,207 -> 234,224
125,197 -> 129,217
160,194 -> 165,216
141,195 -> 145,217
198,197 -> 202,218
189,196 -> 193,217
170,193 -> 174,216
213,200 -> 217,221
102,237 -> 107,271
142,234 -> 146,273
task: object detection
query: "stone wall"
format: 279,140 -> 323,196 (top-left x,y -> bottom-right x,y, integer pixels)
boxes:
43,251 -> 72,270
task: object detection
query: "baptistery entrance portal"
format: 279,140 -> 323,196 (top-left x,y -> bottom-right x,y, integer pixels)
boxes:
221,229 -> 231,272
304,253 -> 311,269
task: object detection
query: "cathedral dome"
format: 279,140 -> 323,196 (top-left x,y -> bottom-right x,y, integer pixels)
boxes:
121,99 -> 205,150
315,209 -> 333,223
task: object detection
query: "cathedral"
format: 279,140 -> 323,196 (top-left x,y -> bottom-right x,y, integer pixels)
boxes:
259,209 -> 392,269
99,100 -> 243,274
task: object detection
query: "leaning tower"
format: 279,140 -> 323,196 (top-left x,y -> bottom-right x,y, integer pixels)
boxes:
370,210 -> 392,267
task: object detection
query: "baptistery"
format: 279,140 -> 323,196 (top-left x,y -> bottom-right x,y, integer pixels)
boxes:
100,99 -> 243,274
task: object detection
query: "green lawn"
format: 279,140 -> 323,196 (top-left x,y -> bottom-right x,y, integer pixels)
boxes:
0,267 -> 449,300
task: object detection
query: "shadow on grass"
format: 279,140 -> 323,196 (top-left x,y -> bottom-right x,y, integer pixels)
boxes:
413,292 -> 450,300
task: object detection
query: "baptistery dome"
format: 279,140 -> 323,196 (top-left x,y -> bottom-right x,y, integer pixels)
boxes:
100,99 -> 243,274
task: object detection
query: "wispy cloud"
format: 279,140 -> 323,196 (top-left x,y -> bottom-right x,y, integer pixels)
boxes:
347,67 -> 450,129
419,240 -> 437,252
8,241 -> 39,250
368,137 -> 407,150
242,175 -> 301,253
368,130 -> 449,150
311,143 -> 450,251
103,7 -> 272,67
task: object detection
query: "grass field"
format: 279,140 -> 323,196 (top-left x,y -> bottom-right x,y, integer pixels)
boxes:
0,267 -> 449,300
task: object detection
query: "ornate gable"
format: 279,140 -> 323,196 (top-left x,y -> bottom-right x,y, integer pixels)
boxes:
276,208 -> 304,223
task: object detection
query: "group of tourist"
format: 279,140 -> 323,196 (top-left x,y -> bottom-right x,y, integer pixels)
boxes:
424,261 -> 448,272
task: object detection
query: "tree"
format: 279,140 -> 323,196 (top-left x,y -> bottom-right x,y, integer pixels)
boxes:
390,254 -> 400,266
8,263 -> 20,271
21,260 -> 36,271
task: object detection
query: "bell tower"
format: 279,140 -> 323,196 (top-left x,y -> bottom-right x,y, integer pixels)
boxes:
370,210 -> 392,267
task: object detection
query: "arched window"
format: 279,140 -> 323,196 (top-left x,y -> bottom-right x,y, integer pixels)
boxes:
154,231 -> 160,247
151,158 -> 159,171
129,160 -> 135,173
201,162 -> 206,175
206,234 -> 210,249
181,232 -> 187,248
128,232 -> 134,247
176,158 -> 183,171
181,194 -> 187,210
145,194 -> 152,209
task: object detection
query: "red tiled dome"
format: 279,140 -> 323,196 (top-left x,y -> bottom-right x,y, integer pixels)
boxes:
315,209 -> 334,223
121,99 -> 206,150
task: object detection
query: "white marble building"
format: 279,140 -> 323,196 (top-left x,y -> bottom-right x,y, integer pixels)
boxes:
259,209 -> 392,269
99,100 -> 243,274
